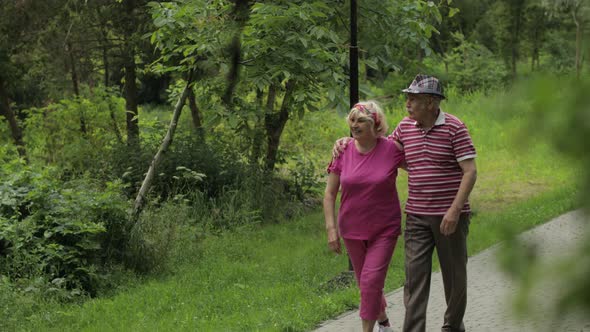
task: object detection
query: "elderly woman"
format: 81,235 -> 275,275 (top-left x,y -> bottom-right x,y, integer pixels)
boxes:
323,101 -> 405,332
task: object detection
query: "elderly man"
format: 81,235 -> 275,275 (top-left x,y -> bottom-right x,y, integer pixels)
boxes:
333,74 -> 477,332
395,74 -> 477,332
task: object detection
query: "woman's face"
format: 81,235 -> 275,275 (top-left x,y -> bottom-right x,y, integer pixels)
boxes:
348,114 -> 375,140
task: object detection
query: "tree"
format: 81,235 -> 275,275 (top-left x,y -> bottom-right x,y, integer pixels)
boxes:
524,3 -> 550,71
148,0 -> 230,137
222,0 -> 252,106
0,0 -> 64,160
505,0 -> 527,79
241,1 -> 348,171
0,77 -> 26,160
357,0 -> 444,80
117,0 -> 145,146
132,75 -> 194,220
544,0 -> 589,78
131,0 -> 234,216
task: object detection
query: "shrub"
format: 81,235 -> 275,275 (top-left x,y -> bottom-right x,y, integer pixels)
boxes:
423,33 -> 510,93
0,162 -> 129,296
22,86 -> 126,179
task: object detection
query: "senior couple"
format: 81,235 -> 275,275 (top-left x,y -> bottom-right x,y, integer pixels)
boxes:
323,74 -> 477,332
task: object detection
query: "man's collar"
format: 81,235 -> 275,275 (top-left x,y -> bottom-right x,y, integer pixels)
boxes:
434,109 -> 446,126
413,108 -> 446,127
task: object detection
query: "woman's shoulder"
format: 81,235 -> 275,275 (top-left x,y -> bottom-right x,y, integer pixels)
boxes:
379,136 -> 404,156
379,136 -> 398,148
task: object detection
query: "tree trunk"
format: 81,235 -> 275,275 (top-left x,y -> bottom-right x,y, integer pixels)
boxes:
264,80 -> 295,171
101,26 -> 110,87
0,77 -> 27,161
124,51 -> 139,146
511,31 -> 518,79
250,89 -> 266,165
97,20 -> 122,143
222,0 -> 251,106
96,5 -> 110,87
573,10 -> 582,79
66,41 -> 88,135
509,0 -> 525,80
132,77 -> 193,221
66,42 -> 80,96
261,85 -> 277,166
350,0 -> 359,105
108,99 -> 123,144
188,88 -> 204,140
122,0 -> 139,146
532,46 -> 540,71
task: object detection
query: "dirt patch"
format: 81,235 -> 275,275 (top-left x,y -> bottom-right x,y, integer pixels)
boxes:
472,180 -> 549,212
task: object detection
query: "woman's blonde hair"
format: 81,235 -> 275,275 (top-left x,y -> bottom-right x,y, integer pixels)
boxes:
347,100 -> 388,136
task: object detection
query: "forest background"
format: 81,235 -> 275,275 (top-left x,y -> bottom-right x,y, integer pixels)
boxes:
1,0 -> 589,330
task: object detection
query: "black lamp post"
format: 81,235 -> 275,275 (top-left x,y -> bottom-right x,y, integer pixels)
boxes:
347,0 -> 358,272
349,0 -> 359,109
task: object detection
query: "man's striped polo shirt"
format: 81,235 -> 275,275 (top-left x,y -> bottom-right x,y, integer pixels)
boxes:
390,110 -> 477,216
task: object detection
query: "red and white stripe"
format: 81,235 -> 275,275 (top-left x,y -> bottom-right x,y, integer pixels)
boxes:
391,111 -> 476,215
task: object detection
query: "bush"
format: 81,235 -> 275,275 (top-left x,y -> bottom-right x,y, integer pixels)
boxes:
0,162 -> 129,296
423,33 -> 510,93
21,86 -> 126,179
110,132 -> 243,200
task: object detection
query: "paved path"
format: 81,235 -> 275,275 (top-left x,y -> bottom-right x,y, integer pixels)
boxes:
314,210 -> 590,332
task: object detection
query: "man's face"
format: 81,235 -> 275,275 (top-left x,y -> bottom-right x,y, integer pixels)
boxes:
405,94 -> 432,124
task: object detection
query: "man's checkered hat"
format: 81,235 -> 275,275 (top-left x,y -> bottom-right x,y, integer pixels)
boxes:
402,74 -> 445,99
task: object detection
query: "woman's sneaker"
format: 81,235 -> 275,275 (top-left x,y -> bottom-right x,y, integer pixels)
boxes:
378,325 -> 394,332
378,318 -> 392,332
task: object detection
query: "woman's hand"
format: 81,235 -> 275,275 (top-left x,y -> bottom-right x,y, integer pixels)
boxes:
332,137 -> 353,159
327,228 -> 341,254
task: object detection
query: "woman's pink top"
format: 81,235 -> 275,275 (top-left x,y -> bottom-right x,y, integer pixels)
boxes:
327,137 -> 405,240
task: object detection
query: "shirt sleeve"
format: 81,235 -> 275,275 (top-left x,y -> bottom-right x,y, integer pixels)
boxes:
326,154 -> 342,175
385,138 -> 405,169
452,122 -> 477,162
389,123 -> 403,146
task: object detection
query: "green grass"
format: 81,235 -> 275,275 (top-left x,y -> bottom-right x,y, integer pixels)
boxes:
3,89 -> 582,331
8,186 -> 577,332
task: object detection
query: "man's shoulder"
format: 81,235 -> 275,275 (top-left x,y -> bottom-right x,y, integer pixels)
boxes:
442,112 -> 465,126
396,117 -> 415,127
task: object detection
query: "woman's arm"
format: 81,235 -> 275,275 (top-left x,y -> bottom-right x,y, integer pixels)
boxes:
393,140 -> 407,171
323,172 -> 341,254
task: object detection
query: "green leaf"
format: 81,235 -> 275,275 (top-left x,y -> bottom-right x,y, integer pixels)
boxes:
153,16 -> 170,28
449,8 -> 460,18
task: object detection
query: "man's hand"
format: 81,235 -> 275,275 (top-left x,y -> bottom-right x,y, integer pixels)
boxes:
332,137 -> 353,159
441,158 -> 476,236
440,209 -> 460,236
327,228 -> 341,254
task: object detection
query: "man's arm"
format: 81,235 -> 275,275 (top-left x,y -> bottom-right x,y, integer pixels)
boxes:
332,137 -> 353,158
440,158 -> 477,236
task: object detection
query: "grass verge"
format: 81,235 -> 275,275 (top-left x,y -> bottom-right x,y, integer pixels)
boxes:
4,183 -> 579,332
